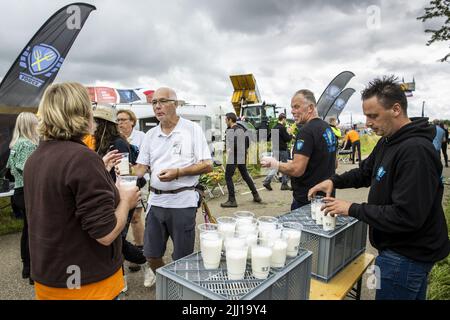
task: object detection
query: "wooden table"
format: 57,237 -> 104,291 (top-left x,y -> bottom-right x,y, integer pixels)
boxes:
310,253 -> 375,300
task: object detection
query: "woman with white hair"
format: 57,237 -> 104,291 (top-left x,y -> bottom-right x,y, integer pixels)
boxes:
6,112 -> 39,284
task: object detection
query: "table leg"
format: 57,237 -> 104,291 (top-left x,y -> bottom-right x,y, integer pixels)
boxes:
346,277 -> 363,300
355,278 -> 362,300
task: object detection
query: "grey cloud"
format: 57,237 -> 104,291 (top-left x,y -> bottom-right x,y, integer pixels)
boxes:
194,0 -> 380,34
0,0 -> 447,121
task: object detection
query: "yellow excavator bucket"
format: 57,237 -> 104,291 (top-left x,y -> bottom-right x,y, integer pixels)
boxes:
229,74 -> 261,115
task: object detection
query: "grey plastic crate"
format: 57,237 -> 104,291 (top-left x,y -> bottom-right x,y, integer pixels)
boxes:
278,205 -> 367,282
156,249 -> 312,300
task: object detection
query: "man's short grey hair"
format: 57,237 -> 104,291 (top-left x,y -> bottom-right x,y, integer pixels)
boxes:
294,89 -> 317,106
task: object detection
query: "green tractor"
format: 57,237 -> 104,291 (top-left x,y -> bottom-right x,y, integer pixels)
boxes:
230,74 -> 281,140
240,102 -> 280,139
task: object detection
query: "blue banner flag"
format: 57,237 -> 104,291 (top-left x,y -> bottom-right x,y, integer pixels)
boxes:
0,3 -> 96,170
316,71 -> 355,119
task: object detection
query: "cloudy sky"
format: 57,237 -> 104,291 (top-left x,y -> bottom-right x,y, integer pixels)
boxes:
0,0 -> 449,124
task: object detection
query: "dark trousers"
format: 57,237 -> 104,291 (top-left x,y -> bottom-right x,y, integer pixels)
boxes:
441,143 -> 448,167
121,209 -> 146,264
12,188 -> 30,271
352,140 -> 361,164
225,163 -> 258,198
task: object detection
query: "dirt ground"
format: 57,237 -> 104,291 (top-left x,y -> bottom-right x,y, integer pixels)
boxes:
1,160 -> 449,300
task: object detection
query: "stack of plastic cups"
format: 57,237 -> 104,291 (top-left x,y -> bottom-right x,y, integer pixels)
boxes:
197,223 -> 222,269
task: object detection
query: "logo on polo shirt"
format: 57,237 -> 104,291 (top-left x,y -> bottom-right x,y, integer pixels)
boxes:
323,127 -> 337,153
296,139 -> 304,151
375,166 -> 386,182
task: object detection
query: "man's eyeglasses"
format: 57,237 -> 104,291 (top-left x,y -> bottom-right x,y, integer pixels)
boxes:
151,99 -> 176,107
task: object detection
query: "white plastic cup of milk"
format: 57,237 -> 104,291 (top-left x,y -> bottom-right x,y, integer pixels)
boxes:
257,216 -> 279,238
323,213 -> 336,231
200,232 -> 223,269
234,211 -> 255,225
261,225 -> 282,246
198,223 -> 219,234
225,236 -> 248,280
270,234 -> 288,268
117,152 -> 130,175
118,175 -> 137,188
311,195 -> 325,221
260,152 -> 274,175
259,218 -> 282,248
237,229 -> 258,260
236,218 -> 257,235
313,196 -> 325,225
217,217 -> 237,250
310,199 -> 317,219
251,238 -> 273,280
282,222 -> 302,257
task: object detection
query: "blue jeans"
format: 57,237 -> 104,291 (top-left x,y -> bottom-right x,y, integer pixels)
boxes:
375,249 -> 434,300
263,150 -> 289,185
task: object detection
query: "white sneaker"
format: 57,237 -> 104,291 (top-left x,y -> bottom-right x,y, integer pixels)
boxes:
122,275 -> 128,293
143,264 -> 156,288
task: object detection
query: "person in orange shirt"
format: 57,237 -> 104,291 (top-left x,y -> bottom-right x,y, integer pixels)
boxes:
82,134 -> 96,150
344,124 -> 361,164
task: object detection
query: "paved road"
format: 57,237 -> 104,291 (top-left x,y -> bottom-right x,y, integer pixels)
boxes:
1,162 -> 448,300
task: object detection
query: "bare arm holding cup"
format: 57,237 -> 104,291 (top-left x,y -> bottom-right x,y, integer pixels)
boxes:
158,160 -> 213,182
261,153 -> 310,177
116,162 -> 149,178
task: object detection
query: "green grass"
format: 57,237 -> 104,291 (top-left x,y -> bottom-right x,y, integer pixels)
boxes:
0,197 -> 23,236
427,192 -> 450,300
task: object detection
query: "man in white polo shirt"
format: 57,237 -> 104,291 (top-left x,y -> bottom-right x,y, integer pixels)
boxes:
134,87 -> 213,281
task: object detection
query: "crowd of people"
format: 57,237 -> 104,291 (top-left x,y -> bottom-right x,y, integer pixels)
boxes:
4,75 -> 450,300
261,76 -> 449,300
